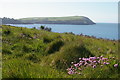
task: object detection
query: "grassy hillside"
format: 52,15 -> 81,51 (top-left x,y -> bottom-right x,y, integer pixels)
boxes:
2,25 -> 119,78
18,16 -> 95,25
0,26 -> 2,79
19,16 -> 86,21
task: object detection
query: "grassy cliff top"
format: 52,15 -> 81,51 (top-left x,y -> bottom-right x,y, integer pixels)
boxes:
18,16 -> 95,24
2,25 -> 119,78
20,16 -> 86,20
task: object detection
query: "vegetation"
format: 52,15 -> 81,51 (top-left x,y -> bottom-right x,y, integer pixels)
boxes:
0,26 -> 2,79
2,25 -> 119,78
40,26 -> 52,32
19,16 -> 95,25
2,17 -> 24,24
1,16 -> 95,25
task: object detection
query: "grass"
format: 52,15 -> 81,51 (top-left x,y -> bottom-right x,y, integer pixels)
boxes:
2,25 -> 119,78
19,16 -> 85,21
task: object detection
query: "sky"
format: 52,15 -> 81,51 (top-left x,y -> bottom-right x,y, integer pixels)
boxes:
0,0 -> 119,23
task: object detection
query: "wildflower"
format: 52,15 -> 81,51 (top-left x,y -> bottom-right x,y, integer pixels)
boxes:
93,61 -> 97,63
106,62 -> 110,65
112,57 -> 115,59
102,58 -> 108,61
101,65 -> 103,67
98,60 -> 101,63
103,62 -> 107,65
98,48 -> 101,50
100,56 -> 103,59
79,58 -> 82,60
67,68 -> 72,71
78,68 -> 82,71
78,72 -> 81,75
71,62 -> 74,64
93,65 -> 96,68
74,63 -> 79,67
97,57 -> 100,59
68,71 -> 74,74
90,57 -> 97,60
114,64 -> 118,68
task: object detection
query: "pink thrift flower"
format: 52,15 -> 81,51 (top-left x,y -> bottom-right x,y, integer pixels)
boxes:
74,64 -> 79,67
68,71 -> 74,74
93,65 -> 96,68
114,64 -> 118,68
106,62 -> 110,65
103,62 -> 107,65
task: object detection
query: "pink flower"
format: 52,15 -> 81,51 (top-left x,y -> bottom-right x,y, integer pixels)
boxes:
93,65 -> 96,68
103,62 -> 107,65
93,61 -> 97,63
114,64 -> 118,68
74,63 -> 79,67
90,57 -> 97,60
106,62 -> 110,65
68,71 -> 74,74
79,58 -> 82,60
102,58 -> 108,61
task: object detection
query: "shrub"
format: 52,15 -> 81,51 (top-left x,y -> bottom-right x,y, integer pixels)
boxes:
36,42 -> 46,54
40,26 -> 52,32
2,49 -> 12,54
22,45 -> 32,53
42,41 -> 94,70
40,26 -> 44,30
45,40 -> 64,54
3,30 -> 11,35
44,27 -> 52,32
24,53 -> 40,63
43,36 -> 53,43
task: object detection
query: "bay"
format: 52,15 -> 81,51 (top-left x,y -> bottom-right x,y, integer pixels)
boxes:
7,23 -> 118,40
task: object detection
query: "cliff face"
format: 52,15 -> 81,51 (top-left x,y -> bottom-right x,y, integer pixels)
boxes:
2,16 -> 95,25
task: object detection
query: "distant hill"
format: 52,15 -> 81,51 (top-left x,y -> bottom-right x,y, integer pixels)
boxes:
2,17 -> 23,24
1,16 -> 95,25
19,16 -> 95,25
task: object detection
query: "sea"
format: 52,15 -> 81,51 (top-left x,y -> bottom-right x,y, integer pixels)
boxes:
7,23 -> 118,40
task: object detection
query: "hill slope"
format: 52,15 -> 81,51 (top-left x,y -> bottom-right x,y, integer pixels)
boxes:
2,25 -> 119,78
19,16 -> 95,25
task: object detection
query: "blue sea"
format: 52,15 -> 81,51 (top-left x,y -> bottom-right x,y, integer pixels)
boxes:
8,23 -> 118,40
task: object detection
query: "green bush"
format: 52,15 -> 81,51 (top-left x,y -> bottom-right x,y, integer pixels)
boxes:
2,49 -> 12,55
45,39 -> 64,54
24,53 -> 40,63
3,30 -> 11,35
22,45 -> 32,53
42,41 -> 94,70
43,36 -> 53,43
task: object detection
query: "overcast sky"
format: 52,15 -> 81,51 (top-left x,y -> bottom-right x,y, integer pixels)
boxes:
0,0 -> 119,23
